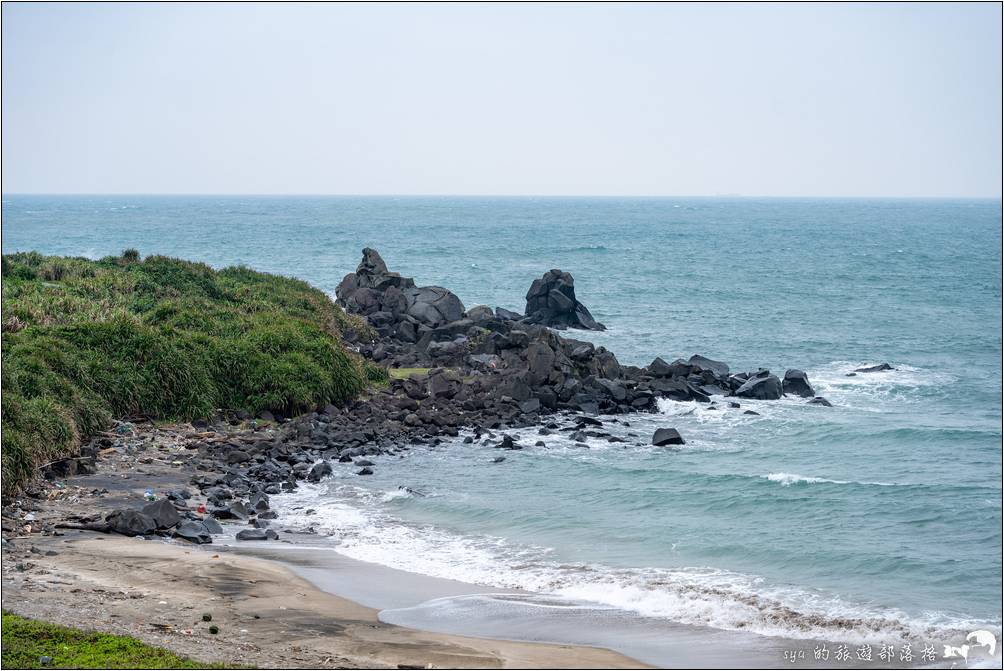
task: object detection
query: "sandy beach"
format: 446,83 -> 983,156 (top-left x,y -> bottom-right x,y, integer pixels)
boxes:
1,531 -> 644,669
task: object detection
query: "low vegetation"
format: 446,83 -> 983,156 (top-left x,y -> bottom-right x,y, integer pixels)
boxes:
1,251 -> 375,492
1,611 -> 231,669
387,367 -> 432,380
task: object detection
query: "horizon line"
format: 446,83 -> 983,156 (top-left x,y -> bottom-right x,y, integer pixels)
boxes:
3,193 -> 1002,200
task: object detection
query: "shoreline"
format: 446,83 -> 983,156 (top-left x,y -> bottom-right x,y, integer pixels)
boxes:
221,537 -> 849,669
1,531 -> 646,669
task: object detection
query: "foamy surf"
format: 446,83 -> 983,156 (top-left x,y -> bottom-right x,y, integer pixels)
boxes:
270,483 -> 992,645
763,472 -> 899,487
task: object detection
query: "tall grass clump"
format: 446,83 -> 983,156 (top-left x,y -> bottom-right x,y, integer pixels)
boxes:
1,251 -> 371,492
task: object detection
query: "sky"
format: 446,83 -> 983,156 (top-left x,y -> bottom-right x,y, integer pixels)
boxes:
2,2 -> 1001,197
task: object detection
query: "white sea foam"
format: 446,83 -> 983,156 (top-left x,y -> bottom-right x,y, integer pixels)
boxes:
809,361 -> 956,405
764,472 -> 900,487
765,472 -> 845,486
270,483 -> 991,644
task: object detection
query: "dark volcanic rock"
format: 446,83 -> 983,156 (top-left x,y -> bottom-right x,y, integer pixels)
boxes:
854,363 -> 895,373
495,307 -> 523,321
105,510 -> 157,537
647,357 -> 674,377
808,396 -> 833,407
174,521 -> 213,544
141,498 -> 180,529
687,355 -> 729,378
465,305 -> 494,322
226,450 -> 251,465
403,286 -> 466,327
782,369 -> 815,398
523,269 -> 605,331
336,248 -> 464,328
734,374 -> 783,400
307,462 -> 333,482
652,428 -> 685,446
235,528 -> 279,541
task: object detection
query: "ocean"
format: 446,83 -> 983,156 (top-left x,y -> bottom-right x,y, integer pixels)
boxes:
3,195 -> 1001,654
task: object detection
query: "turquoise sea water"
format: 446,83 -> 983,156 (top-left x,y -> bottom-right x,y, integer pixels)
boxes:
3,195 -> 1002,645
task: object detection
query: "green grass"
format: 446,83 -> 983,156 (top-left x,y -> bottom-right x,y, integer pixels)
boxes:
363,360 -> 390,386
388,367 -> 432,380
2,251 -> 376,492
1,612 -> 232,669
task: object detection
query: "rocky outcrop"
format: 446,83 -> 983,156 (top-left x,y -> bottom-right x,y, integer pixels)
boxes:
333,248 -> 814,422
523,269 -> 605,331
335,248 -> 465,331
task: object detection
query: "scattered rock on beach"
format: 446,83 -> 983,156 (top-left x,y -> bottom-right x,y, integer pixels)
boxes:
141,498 -> 180,529
235,528 -> 278,541
105,510 -> 157,537
174,521 -> 213,544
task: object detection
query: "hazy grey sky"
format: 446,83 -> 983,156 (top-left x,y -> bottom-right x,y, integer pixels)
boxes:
2,2 -> 1001,196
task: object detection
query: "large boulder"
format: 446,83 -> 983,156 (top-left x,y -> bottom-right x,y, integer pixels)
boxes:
652,428 -> 685,446
174,521 -> 213,544
525,342 -> 556,385
782,369 -> 815,397
105,510 -> 158,537
523,270 -> 605,331
687,355 -> 729,379
307,461 -> 333,482
141,498 -> 180,530
734,374 -> 783,400
404,286 -> 465,327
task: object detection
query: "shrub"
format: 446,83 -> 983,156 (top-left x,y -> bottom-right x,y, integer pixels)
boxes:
1,252 -> 367,492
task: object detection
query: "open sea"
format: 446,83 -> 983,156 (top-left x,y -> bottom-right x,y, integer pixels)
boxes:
3,195 -> 1002,653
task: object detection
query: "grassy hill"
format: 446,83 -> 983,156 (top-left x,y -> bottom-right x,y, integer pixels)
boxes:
1,250 -> 374,492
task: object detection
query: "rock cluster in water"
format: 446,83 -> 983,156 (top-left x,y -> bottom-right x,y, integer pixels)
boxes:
336,248 -> 827,416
